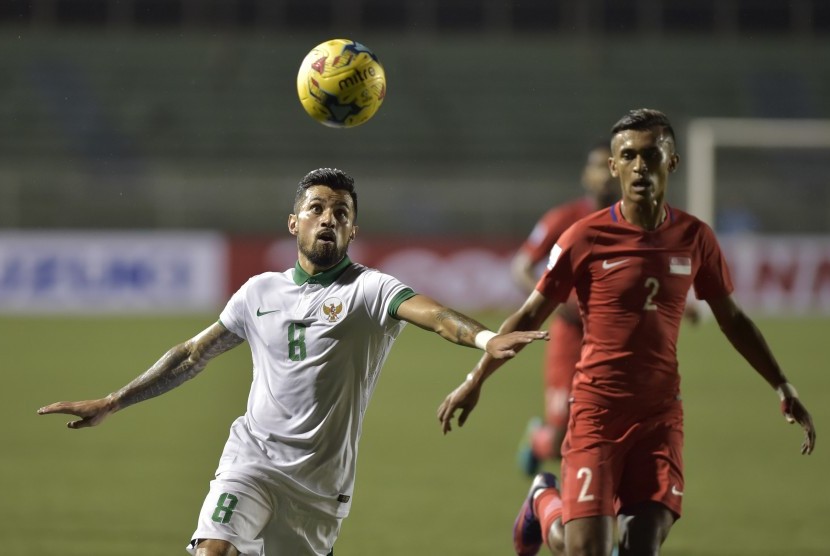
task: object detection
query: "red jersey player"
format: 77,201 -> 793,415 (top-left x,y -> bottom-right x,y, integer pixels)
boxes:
511,142 -> 617,475
438,109 -> 816,556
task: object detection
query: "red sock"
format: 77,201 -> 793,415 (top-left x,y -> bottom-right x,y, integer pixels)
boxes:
531,425 -> 556,460
533,487 -> 563,546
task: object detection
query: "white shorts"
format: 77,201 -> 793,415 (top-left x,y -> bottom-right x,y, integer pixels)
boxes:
186,472 -> 341,556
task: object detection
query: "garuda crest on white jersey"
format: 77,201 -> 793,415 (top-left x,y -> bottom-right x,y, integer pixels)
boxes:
321,297 -> 344,322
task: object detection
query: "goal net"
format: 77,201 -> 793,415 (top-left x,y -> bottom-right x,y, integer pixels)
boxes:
686,117 -> 830,232
685,118 -> 830,314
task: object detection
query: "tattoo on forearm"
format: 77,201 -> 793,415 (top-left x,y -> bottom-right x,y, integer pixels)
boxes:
114,328 -> 243,411
435,309 -> 486,345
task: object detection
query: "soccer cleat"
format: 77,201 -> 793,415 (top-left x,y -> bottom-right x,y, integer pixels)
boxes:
517,417 -> 542,477
512,472 -> 559,556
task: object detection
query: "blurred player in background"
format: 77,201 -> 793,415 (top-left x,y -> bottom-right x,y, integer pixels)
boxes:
511,141 -> 618,476
438,109 -> 816,556
39,168 -> 546,556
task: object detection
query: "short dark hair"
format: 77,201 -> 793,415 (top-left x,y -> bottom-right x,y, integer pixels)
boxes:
611,108 -> 676,146
295,168 -> 358,218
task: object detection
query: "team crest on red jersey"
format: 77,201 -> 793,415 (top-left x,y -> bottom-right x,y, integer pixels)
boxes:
321,297 -> 345,323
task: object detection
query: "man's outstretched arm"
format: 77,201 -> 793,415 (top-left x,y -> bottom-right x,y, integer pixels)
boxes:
38,322 -> 244,429
437,290 -> 559,434
707,295 -> 816,455
394,294 -> 548,359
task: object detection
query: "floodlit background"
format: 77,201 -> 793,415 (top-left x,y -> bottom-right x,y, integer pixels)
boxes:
2,1 -> 829,554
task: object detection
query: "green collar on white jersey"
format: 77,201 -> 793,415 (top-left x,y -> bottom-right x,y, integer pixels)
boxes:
293,256 -> 352,287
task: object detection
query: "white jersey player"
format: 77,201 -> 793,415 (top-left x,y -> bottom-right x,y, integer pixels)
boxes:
39,168 -> 548,556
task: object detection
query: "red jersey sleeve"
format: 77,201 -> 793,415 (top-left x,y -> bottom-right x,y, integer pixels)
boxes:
520,199 -> 592,264
535,224 -> 583,303
693,222 -> 734,300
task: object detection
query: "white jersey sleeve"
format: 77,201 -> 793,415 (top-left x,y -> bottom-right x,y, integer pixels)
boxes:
359,267 -> 415,329
219,277 -> 252,340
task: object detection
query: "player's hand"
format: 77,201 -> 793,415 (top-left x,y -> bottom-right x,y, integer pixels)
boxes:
437,376 -> 481,435
781,396 -> 816,455
37,397 -> 116,429
485,330 -> 548,359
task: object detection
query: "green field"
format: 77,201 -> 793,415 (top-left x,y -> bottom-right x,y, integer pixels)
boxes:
3,314 -> 828,555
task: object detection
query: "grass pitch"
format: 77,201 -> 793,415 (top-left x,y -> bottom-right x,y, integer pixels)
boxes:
3,314 -> 827,555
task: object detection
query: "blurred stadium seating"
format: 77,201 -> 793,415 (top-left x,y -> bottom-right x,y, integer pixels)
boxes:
1,0 -> 828,237
4,0 -> 830,35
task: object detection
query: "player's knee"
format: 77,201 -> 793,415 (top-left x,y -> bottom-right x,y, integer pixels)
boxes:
565,540 -> 613,556
565,543 -> 611,556
564,516 -> 615,556
617,503 -> 675,556
193,538 -> 240,556
545,518 -> 566,554
618,535 -> 662,556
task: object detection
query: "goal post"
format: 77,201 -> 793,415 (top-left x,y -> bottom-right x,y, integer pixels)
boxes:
686,117 -> 830,228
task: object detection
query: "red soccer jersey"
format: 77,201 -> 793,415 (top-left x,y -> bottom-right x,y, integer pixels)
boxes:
519,196 -> 597,265
537,202 -> 734,406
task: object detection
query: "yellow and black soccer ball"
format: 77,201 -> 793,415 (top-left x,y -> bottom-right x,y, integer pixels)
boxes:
297,38 -> 386,128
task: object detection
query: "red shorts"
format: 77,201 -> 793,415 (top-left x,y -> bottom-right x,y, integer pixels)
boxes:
543,318 -> 582,428
560,399 -> 684,523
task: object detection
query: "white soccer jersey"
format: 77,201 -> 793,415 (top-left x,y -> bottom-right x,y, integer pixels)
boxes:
217,257 -> 415,517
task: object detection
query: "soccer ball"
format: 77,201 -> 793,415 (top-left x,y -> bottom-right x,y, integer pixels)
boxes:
296,39 -> 386,128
